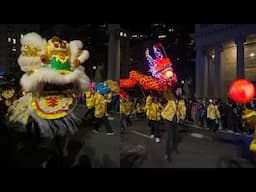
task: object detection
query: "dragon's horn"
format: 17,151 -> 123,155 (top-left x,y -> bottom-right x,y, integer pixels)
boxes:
153,42 -> 167,58
145,48 -> 154,66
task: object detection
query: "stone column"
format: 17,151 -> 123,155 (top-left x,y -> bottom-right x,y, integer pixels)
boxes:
202,48 -> 208,98
208,51 -> 214,98
195,45 -> 203,98
214,43 -> 223,98
0,25 -> 8,73
235,38 -> 245,79
107,24 -> 120,81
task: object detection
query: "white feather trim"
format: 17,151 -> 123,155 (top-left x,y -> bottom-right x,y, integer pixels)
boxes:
69,40 -> 80,63
21,32 -> 45,50
39,38 -> 47,55
69,40 -> 89,64
76,65 -> 90,91
20,66 -> 90,92
17,55 -> 41,72
78,50 -> 89,64
18,33 -> 47,72
78,71 -> 90,91
71,40 -> 83,49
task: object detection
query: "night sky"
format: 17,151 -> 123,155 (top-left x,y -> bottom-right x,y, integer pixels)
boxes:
121,24 -> 196,82
38,24 -> 196,82
121,24 -> 195,33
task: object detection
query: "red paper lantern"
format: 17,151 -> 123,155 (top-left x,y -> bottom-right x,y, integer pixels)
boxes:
228,79 -> 255,103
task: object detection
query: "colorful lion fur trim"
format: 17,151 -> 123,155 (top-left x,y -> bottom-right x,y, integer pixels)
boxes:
6,32 -> 90,138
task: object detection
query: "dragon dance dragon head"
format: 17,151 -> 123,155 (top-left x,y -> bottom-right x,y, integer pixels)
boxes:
145,42 -> 177,83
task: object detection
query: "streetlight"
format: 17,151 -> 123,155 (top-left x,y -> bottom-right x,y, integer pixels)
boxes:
92,65 -> 97,81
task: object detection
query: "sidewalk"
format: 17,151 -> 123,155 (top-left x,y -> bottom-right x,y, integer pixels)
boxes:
183,120 -> 253,138
130,116 -> 254,138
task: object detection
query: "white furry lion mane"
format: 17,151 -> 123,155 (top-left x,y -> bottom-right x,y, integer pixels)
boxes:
18,32 -> 90,93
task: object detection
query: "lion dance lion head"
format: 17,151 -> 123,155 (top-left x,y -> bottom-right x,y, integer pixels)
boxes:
7,32 -> 90,138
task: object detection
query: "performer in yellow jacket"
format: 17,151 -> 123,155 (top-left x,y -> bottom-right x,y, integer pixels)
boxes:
104,91 -> 112,116
242,106 -> 256,152
120,97 -> 132,133
136,98 -> 146,119
83,89 -> 95,121
145,95 -> 163,143
207,99 -> 220,132
125,98 -> 134,127
161,88 -> 186,162
91,90 -> 114,135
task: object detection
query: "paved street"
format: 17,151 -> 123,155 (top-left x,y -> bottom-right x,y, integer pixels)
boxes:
1,103 -> 256,168
120,118 -> 256,168
0,104 -> 120,168
64,105 -> 120,168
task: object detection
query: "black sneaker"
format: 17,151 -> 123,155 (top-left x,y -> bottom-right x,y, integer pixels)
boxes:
92,129 -> 99,133
120,128 -> 124,133
107,131 -> 115,136
165,154 -> 172,162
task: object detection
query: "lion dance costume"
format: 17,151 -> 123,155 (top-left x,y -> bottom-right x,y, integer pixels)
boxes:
6,32 -> 90,140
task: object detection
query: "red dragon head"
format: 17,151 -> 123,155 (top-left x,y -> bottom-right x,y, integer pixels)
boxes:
145,42 -> 176,81
145,42 -> 177,86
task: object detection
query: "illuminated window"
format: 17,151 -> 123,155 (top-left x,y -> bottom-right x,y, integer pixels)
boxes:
120,32 -> 123,37
158,34 -> 167,39
8,38 -> 11,42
